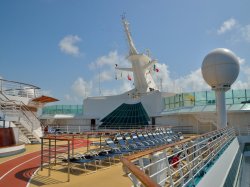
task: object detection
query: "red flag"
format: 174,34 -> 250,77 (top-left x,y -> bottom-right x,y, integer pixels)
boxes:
127,74 -> 132,81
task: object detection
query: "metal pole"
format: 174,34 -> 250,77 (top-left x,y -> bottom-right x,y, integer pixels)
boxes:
68,140 -> 70,182
48,139 -> 51,176
100,134 -> 102,149
54,139 -> 56,165
215,89 -> 227,129
72,136 -> 74,156
87,134 -> 89,152
41,138 -> 43,171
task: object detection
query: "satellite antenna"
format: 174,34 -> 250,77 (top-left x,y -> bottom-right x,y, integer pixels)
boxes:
201,48 -> 240,129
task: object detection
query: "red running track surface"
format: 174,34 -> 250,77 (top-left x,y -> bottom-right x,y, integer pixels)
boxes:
0,139 -> 89,187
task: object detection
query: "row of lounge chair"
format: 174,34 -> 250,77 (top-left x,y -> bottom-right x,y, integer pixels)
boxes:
111,129 -> 184,152
59,128 -> 184,172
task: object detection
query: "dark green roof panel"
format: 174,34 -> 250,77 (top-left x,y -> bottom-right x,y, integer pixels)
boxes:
99,102 -> 150,129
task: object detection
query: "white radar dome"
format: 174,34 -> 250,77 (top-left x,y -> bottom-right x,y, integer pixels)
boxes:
201,48 -> 240,90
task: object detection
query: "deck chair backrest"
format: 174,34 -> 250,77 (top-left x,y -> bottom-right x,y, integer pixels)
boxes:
117,136 -> 127,146
106,139 -> 117,148
138,134 -> 144,140
143,134 -> 149,138
116,136 -> 123,140
152,132 -> 158,137
132,135 -> 138,140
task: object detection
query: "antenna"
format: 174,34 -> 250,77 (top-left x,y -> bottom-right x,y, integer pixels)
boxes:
98,67 -> 101,96
121,15 -> 138,55
160,78 -> 163,91
145,49 -> 151,57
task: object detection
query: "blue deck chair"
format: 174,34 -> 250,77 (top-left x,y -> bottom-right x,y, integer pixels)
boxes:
156,131 -> 169,143
132,133 -> 152,147
153,132 -> 172,143
116,134 -> 142,151
147,132 -> 164,145
124,133 -> 145,150
105,138 -> 131,154
152,132 -> 167,143
62,155 -> 97,171
86,150 -> 112,165
137,133 -> 155,146
142,133 -> 159,146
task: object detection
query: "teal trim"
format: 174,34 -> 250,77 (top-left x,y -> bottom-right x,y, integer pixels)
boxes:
42,105 -> 83,115
164,89 -> 250,111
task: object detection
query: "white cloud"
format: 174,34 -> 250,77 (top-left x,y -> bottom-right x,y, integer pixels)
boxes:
90,50 -> 131,84
175,69 -> 209,92
217,18 -> 237,34
64,94 -> 79,102
118,80 -> 134,93
98,71 -> 113,82
68,50 -> 250,103
216,19 -> 250,43
237,56 -> 245,65
71,77 -> 92,98
155,64 -> 209,93
241,25 -> 250,43
232,60 -> 250,89
89,51 -> 129,70
59,35 -> 82,56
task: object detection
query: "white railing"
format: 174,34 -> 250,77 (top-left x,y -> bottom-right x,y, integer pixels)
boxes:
47,124 -> 91,133
234,126 -> 250,136
0,78 -> 41,99
46,124 -> 173,134
0,93 -> 42,142
121,127 -> 236,187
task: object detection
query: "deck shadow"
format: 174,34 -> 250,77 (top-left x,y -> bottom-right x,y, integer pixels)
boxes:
15,167 -> 65,186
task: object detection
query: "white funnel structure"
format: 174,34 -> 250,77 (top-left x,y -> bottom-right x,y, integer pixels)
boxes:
116,17 -> 158,94
201,48 -> 240,129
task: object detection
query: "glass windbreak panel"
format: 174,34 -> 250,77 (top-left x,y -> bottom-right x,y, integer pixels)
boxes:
203,105 -> 216,112
174,94 -> 181,108
164,97 -> 170,109
63,105 -> 71,114
228,104 -> 244,111
240,89 -> 250,104
169,96 -> 175,109
233,90 -> 246,104
225,90 -> 233,104
42,105 -> 83,115
194,91 -> 206,106
241,104 -> 250,110
183,93 -> 195,107
245,89 -> 250,101
191,105 -> 206,112
206,91 -> 216,105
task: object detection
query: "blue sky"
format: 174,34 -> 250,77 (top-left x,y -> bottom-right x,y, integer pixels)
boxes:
1,0 -> 250,104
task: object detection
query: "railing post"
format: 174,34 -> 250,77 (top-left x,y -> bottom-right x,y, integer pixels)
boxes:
48,139 -> 51,176
184,146 -> 194,185
163,150 -> 174,186
0,79 -> 2,92
68,140 -> 70,182
41,138 -> 43,171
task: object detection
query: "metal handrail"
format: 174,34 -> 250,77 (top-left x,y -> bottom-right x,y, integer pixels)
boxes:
45,124 -> 173,134
0,78 -> 41,98
0,92 -> 42,127
0,92 -> 43,140
121,127 -> 235,187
